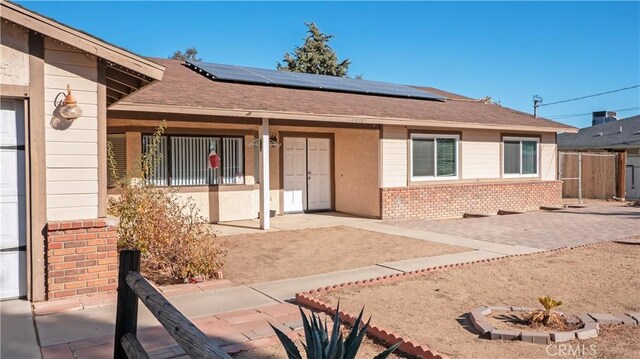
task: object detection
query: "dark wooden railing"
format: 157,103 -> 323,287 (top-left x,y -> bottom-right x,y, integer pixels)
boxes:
114,250 -> 232,359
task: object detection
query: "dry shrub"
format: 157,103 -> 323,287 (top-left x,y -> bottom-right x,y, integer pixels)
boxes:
108,122 -> 226,284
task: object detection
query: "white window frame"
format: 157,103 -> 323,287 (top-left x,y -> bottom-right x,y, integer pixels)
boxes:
502,136 -> 540,178
409,133 -> 460,181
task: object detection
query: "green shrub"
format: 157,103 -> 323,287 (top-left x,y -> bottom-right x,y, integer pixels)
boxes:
271,304 -> 400,359
107,122 -> 226,283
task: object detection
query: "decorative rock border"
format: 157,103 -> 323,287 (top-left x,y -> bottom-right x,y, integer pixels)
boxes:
469,306 -> 638,344
295,238 -> 639,359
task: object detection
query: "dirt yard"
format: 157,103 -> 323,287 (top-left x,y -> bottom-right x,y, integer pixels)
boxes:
234,334 -> 406,359
316,242 -> 640,359
223,226 -> 467,284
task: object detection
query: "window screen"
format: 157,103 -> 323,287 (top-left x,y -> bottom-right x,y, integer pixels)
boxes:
107,134 -> 127,187
503,141 -> 521,174
412,138 -> 435,177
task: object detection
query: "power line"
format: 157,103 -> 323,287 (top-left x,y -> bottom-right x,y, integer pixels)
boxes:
546,107 -> 640,119
539,85 -> 640,107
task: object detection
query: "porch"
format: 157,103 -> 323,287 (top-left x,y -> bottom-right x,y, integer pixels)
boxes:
107,113 -> 382,230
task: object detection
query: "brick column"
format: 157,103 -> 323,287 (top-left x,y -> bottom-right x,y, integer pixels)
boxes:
45,219 -> 118,299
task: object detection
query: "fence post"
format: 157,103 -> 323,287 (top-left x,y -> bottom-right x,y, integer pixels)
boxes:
114,250 -> 141,359
578,153 -> 583,204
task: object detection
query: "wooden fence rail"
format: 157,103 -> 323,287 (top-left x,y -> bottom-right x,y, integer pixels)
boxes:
114,250 -> 232,359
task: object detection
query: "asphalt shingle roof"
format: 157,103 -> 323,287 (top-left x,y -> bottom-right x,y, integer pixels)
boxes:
557,115 -> 640,150
117,59 -> 575,132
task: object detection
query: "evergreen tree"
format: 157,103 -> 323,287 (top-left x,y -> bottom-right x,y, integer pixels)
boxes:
277,23 -> 350,77
170,47 -> 201,61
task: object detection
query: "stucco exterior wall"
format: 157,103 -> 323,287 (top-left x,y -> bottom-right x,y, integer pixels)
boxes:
44,38 -> 99,221
270,125 -> 380,218
0,21 -> 29,86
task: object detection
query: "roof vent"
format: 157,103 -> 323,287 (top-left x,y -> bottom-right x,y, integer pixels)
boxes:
597,132 -> 603,136
592,111 -> 618,126
619,126 -> 623,133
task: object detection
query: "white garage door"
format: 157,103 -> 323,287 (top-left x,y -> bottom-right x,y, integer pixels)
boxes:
0,99 -> 27,300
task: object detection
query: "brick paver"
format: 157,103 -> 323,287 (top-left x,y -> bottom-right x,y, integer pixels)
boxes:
40,303 -> 305,359
387,205 -> 640,249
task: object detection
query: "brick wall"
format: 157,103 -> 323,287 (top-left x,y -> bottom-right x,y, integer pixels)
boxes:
45,219 -> 118,299
381,180 -> 562,220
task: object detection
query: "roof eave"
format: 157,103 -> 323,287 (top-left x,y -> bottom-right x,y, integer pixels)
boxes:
110,102 -> 577,133
1,0 -> 165,80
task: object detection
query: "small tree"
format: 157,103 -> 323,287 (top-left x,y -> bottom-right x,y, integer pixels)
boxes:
277,22 -> 350,77
169,47 -> 202,61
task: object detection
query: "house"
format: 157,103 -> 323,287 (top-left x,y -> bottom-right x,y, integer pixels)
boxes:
558,113 -> 640,199
1,1 -> 575,302
108,59 -> 574,225
0,0 -> 164,301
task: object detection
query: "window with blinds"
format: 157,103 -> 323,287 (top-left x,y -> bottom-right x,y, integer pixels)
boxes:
107,134 -> 127,187
142,135 -> 244,186
503,137 -> 538,177
410,134 -> 459,180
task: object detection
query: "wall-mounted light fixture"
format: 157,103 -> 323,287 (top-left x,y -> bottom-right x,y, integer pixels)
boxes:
59,84 -> 83,120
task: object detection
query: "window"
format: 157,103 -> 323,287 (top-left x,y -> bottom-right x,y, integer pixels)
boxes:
142,135 -> 244,186
410,133 -> 459,180
503,137 -> 538,177
107,134 -> 127,187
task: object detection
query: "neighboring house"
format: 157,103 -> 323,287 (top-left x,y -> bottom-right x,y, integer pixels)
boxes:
1,1 -> 576,302
0,0 -> 164,301
558,114 -> 640,199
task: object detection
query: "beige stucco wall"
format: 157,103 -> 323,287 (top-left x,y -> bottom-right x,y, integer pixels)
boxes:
44,38 -> 99,221
269,125 -> 380,218
0,21 -> 29,86
380,124 -> 558,186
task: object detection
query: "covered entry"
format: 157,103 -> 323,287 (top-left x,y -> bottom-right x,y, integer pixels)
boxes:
282,136 -> 332,213
0,99 -> 27,300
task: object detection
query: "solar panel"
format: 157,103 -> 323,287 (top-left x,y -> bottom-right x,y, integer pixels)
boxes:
185,61 -> 445,101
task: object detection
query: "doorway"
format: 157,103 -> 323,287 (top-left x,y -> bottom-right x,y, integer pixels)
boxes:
282,136 -> 332,213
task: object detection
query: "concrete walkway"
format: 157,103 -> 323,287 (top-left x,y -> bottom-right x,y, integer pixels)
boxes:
1,300 -> 41,359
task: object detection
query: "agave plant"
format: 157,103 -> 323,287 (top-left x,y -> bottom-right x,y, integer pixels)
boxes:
525,296 -> 565,328
270,304 -> 400,359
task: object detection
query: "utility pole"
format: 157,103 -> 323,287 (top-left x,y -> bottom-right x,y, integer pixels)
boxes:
533,95 -> 543,117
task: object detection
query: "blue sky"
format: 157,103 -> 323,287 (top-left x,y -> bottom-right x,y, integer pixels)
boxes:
19,1 -> 640,128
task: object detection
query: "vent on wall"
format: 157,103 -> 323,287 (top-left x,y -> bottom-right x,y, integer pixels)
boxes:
107,134 -> 127,187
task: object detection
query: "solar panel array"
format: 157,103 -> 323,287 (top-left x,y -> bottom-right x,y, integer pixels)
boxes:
185,61 -> 445,101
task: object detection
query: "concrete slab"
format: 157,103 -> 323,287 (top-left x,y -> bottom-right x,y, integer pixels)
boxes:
211,212 -> 374,237
350,222 -> 543,255
36,285 -> 276,347
1,300 -> 41,359
250,265 -> 401,301
380,250 -> 504,272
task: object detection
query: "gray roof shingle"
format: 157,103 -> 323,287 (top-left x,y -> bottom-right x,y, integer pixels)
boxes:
557,115 -> 640,150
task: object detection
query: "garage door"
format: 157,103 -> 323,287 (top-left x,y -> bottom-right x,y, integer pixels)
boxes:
0,99 -> 27,300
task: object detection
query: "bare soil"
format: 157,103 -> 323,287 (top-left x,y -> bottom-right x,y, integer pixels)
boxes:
317,242 -> 640,359
223,226 -> 467,284
233,335 -> 406,359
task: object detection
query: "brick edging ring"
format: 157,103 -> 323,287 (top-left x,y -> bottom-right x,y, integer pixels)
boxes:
294,238 -> 637,359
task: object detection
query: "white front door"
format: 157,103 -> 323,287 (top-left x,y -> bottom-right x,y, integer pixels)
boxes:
0,99 -> 27,300
307,138 -> 331,211
283,137 -> 307,212
282,137 -> 332,212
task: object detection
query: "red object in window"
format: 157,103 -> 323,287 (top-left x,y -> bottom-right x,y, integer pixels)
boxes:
208,151 -> 220,169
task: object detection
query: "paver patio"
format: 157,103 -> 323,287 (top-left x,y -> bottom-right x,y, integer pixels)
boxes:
386,205 -> 640,249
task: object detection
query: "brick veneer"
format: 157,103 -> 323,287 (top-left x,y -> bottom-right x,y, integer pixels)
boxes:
381,180 -> 563,220
45,219 -> 118,299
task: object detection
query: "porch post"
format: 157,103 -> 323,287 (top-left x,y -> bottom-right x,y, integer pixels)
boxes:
259,118 -> 270,230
